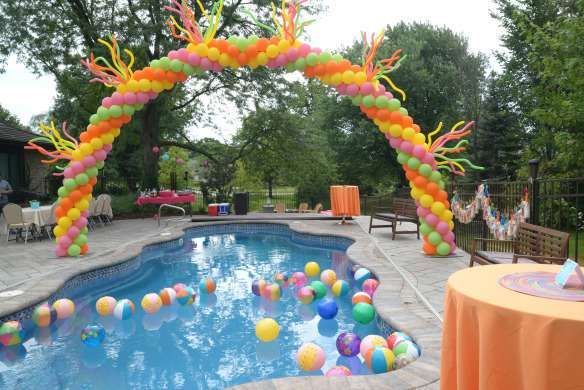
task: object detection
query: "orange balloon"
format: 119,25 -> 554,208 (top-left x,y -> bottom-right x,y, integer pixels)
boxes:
423,242 -> 437,255
325,60 -> 338,74
338,59 -> 351,71
152,68 -> 166,81
413,124 -> 421,133
406,169 -> 418,181
176,72 -> 188,82
142,67 -> 154,80
389,111 -> 403,124
435,190 -> 448,202
245,44 -> 257,58
120,115 -> 132,124
133,70 -> 145,80
81,244 -> 89,254
165,71 -> 178,83
313,64 -> 325,76
55,206 -> 66,219
426,182 -> 440,196
402,116 -> 414,128
79,132 -> 90,143
304,67 -> 316,78
88,177 -> 97,186
268,36 -> 280,45
98,121 -> 111,134
214,39 -> 229,52
256,38 -> 269,52
69,190 -> 83,202
60,198 -> 73,211
413,176 -> 428,189
227,45 -> 239,58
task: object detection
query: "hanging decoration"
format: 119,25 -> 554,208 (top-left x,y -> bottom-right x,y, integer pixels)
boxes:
451,184 -> 530,240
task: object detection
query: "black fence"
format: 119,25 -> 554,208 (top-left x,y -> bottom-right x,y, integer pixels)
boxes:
453,167 -> 584,260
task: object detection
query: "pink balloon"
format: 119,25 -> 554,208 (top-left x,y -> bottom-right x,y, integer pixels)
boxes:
422,152 -> 435,164
101,97 -> 113,108
286,48 -> 299,61
82,156 -> 96,168
74,216 -> 88,228
373,87 -> 385,97
56,246 -> 68,257
58,235 -> 72,247
63,167 -> 75,179
435,221 -> 450,235
298,43 -> 311,56
360,83 -> 374,95
81,211 -> 89,218
336,84 -> 347,94
147,92 -> 158,100
152,146 -> 160,153
377,84 -> 386,94
211,62 -> 222,72
111,92 -> 124,106
168,50 -> 179,60
276,54 -> 287,67
94,150 -> 107,161
417,206 -> 430,218
70,161 -> 85,174
176,158 -> 184,165
188,53 -> 201,66
346,84 -> 359,96
389,137 -> 402,149
123,92 -> 137,105
425,214 -> 439,227
412,145 -> 426,159
200,58 -> 212,71
67,226 -> 80,239
400,141 -> 414,154
445,231 -> 455,243
385,92 -> 394,100
312,47 -> 322,54
266,59 -> 277,68
177,48 -> 189,62
103,144 -> 113,153
136,92 -> 149,104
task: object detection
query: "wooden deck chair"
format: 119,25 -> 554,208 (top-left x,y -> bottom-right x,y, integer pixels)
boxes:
275,203 -> 286,213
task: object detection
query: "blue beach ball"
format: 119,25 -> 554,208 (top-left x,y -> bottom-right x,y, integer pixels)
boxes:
80,323 -> 105,348
317,298 -> 338,320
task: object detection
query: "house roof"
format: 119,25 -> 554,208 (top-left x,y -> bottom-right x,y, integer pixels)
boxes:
0,121 -> 39,144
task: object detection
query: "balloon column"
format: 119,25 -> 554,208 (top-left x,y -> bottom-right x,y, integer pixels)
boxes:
27,0 -> 481,256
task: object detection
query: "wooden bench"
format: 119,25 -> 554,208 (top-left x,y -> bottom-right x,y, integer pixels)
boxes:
368,198 -> 420,240
469,222 -> 570,267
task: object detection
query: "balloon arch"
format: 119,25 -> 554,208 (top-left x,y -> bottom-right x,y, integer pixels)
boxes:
28,0 -> 480,258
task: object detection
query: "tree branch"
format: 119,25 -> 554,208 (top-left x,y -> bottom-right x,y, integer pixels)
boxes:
159,140 -> 220,163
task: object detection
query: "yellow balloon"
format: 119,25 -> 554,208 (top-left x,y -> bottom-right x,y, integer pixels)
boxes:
67,208 -> 81,221
277,39 -> 291,52
139,79 -> 151,92
58,217 -> 72,229
151,80 -> 164,93
379,122 -> 391,133
410,187 -> 424,200
195,43 -> 208,57
75,200 -> 89,212
431,202 -> 446,216
111,128 -> 121,137
402,127 -> 415,141
248,58 -> 259,69
412,133 -> 426,145
441,209 -> 454,222
448,220 -> 455,230
90,137 -> 103,150
219,53 -> 231,67
163,80 -> 174,90
342,70 -> 355,84
72,150 -> 84,161
257,53 -> 269,66
117,84 -> 128,94
354,71 -> 367,84
304,261 -> 320,278
126,80 -> 140,93
207,47 -> 220,61
420,194 -> 434,208
255,318 -> 280,342
389,124 -> 403,137
266,45 -> 279,58
53,225 -> 65,238
79,143 -> 93,156
101,133 -> 114,145
330,73 -> 342,85
186,43 -> 197,52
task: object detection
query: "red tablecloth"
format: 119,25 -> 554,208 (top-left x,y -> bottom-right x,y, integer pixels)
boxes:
330,185 -> 360,217
136,194 -> 195,206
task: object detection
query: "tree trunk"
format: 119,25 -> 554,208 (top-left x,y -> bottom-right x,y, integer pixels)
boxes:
268,177 -> 273,199
142,102 -> 161,189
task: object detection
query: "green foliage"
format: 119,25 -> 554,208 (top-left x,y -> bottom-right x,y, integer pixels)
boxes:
0,104 -> 24,129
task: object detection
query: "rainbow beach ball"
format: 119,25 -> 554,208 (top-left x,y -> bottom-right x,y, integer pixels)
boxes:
365,346 -> 395,373
274,272 -> 290,287
262,283 -> 281,301
331,280 -> 349,297
320,269 -> 337,286
309,281 -> 327,300
252,279 -> 267,297
141,293 -> 163,314
95,296 -> 117,317
360,334 -> 388,358
32,304 -> 58,327
393,340 -> 420,361
336,332 -> 361,357
387,331 -> 413,350
199,277 -> 216,294
297,286 -> 315,304
325,365 -> 352,377
0,321 -> 24,347
351,291 -> 372,305
113,299 -> 135,320
176,287 -> 196,305
52,298 -> 75,320
159,288 -> 177,306
362,278 -> 380,296
291,271 -> 308,287
80,323 -> 105,348
173,283 -> 187,293
354,268 -> 372,287
304,261 -> 320,278
296,342 -> 326,371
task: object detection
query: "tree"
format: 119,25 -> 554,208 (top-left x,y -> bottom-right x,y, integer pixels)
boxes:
0,104 -> 24,129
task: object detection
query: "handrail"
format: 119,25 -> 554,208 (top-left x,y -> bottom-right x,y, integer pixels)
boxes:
158,204 -> 186,227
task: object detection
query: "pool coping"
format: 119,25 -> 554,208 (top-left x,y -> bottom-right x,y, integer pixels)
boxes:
0,220 -> 441,390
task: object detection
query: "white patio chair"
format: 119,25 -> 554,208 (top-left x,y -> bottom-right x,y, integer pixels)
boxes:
96,194 -> 113,224
41,202 -> 59,240
2,203 -> 35,244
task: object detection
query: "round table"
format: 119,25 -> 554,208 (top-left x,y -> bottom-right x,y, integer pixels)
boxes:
21,205 -> 53,227
441,264 -> 584,390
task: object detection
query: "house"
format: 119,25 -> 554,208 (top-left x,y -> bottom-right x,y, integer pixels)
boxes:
0,120 -> 51,196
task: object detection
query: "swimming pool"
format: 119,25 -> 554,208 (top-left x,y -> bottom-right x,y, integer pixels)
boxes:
0,224 -> 404,389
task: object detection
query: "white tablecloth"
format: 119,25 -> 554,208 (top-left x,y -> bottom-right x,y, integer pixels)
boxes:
22,206 -> 53,227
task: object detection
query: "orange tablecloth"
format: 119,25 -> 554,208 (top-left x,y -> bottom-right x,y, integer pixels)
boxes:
330,185 -> 360,217
441,264 -> 584,390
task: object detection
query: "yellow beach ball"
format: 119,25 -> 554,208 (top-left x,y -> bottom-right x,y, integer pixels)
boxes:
304,261 -> 320,278
255,318 -> 280,342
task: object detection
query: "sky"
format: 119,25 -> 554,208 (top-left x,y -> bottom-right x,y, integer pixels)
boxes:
0,0 -> 503,140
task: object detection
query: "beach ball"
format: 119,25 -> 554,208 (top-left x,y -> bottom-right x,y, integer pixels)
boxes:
296,342 -> 326,371
362,278 -> 379,296
80,323 -> 105,348
261,283 -> 281,301
304,261 -> 320,278
173,283 -> 187,293
32,304 -> 57,327
387,331 -> 413,350
297,286 -> 316,304
393,340 -> 420,361
176,287 -> 196,305
325,365 -> 352,377
353,302 -> 375,324
365,346 -> 395,373
52,298 -> 75,320
0,321 -> 24,347
113,299 -> 135,320
141,293 -> 163,314
351,292 -> 372,305
95,296 -> 117,317
354,268 -> 372,288
255,318 -> 280,342
291,271 -> 308,287
309,281 -> 327,300
274,272 -> 290,287
360,335 -> 388,358
159,288 -> 177,306
336,332 -> 361,357
252,279 -> 267,296
199,277 -> 217,294
317,298 -> 338,319
331,280 -> 349,297
320,269 -> 337,286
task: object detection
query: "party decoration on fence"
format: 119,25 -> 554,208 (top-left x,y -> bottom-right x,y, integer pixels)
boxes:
31,0 -> 481,256
450,184 -> 530,240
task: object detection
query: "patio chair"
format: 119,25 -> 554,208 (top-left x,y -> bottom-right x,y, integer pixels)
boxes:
2,203 -> 35,244
87,199 -> 101,229
298,203 -> 309,213
312,203 -> 323,213
96,194 -> 113,224
275,203 -> 285,213
41,202 -> 58,240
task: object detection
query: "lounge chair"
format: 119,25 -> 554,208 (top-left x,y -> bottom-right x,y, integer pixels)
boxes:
312,203 -> 323,213
298,203 -> 309,213
2,203 -> 35,244
274,203 -> 285,213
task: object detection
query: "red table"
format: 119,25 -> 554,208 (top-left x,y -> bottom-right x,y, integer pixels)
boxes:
136,193 -> 196,216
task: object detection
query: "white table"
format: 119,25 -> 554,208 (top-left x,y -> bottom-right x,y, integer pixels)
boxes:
22,205 -> 53,227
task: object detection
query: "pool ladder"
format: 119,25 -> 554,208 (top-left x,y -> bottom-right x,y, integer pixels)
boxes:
158,204 -> 186,227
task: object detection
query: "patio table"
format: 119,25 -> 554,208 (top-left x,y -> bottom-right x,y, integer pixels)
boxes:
330,185 -> 360,217
441,264 -> 584,390
22,205 -> 53,227
136,193 -> 195,217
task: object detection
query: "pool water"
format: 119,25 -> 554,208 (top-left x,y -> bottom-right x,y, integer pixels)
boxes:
0,230 -> 388,389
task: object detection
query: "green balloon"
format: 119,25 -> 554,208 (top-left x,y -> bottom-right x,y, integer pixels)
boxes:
81,227 -> 89,234
182,64 -> 195,75
429,171 -> 442,183
437,242 -> 451,256
309,281 -> 327,300
294,58 -> 306,71
362,95 -> 375,108
97,106 -> 110,120
86,167 -> 99,177
150,59 -> 161,68
122,105 -> 135,116
399,107 -> 409,116
170,59 -> 183,72
63,178 -> 77,191
248,35 -> 259,43
135,104 -> 145,111
352,302 -> 375,324
236,38 -> 247,51
420,222 -> 433,236
67,244 -> 81,257
397,152 -> 410,164
428,232 -> 442,246
227,36 -> 238,45
306,53 -> 318,66
375,95 -> 388,109
332,54 -> 344,62
89,114 -> 100,125
407,157 -> 421,170
109,105 -> 122,118
75,173 -> 89,186
319,52 -> 332,63
57,186 -> 69,198
438,180 -> 445,189
74,234 -> 88,246
96,161 -> 105,169
159,57 -> 171,71
352,95 -> 363,106
285,63 -> 296,73
419,164 -> 432,177
387,98 -> 401,111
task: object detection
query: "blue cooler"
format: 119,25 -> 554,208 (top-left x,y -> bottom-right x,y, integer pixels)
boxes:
218,203 -> 230,216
